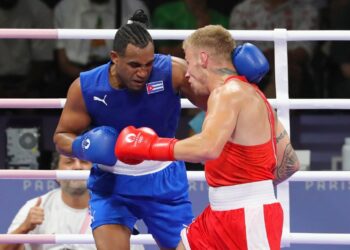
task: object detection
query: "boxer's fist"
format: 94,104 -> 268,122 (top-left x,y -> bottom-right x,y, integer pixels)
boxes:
72,126 -> 118,166
232,43 -> 270,84
115,126 -> 177,163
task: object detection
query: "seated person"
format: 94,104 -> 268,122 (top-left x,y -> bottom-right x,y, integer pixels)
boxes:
1,152 -> 144,250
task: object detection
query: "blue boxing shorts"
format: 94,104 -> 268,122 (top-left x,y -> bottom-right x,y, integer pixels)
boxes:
87,161 -> 194,249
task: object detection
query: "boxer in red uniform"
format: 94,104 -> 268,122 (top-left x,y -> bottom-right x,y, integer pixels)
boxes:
115,25 -> 300,250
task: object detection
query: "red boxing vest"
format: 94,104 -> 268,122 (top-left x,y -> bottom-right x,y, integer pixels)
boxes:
205,76 -> 277,187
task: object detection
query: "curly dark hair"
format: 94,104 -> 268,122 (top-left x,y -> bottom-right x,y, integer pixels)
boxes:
113,9 -> 153,56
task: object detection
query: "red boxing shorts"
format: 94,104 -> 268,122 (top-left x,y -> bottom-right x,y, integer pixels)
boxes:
181,180 -> 283,250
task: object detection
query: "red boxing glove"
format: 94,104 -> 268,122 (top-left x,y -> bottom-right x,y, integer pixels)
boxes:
115,126 -> 177,164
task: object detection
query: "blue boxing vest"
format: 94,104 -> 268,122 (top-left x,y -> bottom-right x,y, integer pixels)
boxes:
80,54 -> 181,137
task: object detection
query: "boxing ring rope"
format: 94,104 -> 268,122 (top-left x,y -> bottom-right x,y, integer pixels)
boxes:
1,98 -> 350,109
1,28 -> 350,247
2,170 -> 350,182
2,233 -> 350,245
0,234 -> 156,245
2,28 -> 350,41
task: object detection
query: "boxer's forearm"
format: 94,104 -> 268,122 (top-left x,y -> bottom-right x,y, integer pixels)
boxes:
273,143 -> 300,185
53,132 -> 76,157
174,135 -> 221,163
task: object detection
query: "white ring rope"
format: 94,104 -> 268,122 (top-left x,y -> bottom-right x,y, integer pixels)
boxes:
0,234 -> 155,245
290,233 -> 350,245
1,233 -> 350,245
1,98 -> 350,110
2,29 -> 350,41
0,99 -> 67,109
2,170 -> 350,182
1,28 -> 350,246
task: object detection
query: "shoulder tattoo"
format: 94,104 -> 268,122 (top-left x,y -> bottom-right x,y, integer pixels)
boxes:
276,129 -> 288,143
217,68 -> 237,76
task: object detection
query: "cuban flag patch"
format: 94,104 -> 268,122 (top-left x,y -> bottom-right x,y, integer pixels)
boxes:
146,80 -> 164,94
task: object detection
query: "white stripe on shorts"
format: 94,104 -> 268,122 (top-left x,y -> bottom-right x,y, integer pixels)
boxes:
245,205 -> 270,250
180,228 -> 191,250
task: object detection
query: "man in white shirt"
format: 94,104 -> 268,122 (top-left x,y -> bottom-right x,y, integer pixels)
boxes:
1,153 -> 144,250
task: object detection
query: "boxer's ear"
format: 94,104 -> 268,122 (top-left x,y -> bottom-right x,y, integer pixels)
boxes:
200,51 -> 209,68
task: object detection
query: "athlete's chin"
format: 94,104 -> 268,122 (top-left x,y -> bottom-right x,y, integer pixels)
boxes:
128,81 -> 145,91
194,89 -> 202,95
128,85 -> 144,92
191,84 -> 202,94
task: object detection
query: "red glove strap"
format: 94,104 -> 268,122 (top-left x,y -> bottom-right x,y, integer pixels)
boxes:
150,138 -> 178,161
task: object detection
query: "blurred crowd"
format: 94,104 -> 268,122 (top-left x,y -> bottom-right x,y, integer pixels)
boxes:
1,0 -> 349,99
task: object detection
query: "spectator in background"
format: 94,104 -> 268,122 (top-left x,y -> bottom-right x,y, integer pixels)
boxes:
53,0 -> 149,94
229,0 -> 319,98
0,152 -> 144,250
40,0 -> 61,9
329,0 -> 350,98
152,0 -> 228,58
0,0 -> 54,98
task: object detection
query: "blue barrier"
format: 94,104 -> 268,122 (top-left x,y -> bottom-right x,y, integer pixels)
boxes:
1,180 -> 350,249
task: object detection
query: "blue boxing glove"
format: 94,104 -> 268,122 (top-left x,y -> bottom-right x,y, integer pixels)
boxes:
72,126 -> 118,166
232,43 -> 270,84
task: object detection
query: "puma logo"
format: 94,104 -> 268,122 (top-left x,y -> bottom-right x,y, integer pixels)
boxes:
93,95 -> 108,106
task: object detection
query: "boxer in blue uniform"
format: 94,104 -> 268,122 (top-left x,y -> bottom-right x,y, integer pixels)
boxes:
54,10 -> 269,250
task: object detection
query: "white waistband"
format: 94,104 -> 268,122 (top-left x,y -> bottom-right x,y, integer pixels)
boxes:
98,160 -> 172,176
209,180 -> 277,211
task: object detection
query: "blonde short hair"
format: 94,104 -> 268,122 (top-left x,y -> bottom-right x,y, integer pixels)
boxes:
183,25 -> 236,61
